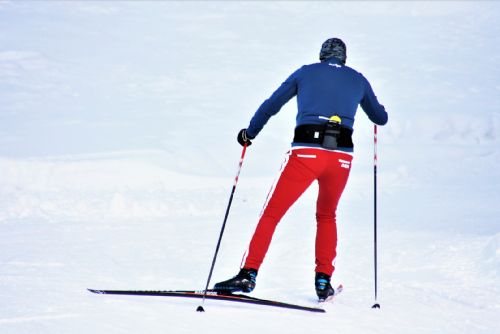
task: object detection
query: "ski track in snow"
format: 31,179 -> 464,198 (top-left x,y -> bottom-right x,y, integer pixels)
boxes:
0,2 -> 499,334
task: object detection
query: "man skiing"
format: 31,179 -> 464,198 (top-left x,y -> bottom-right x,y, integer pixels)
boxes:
214,38 -> 388,301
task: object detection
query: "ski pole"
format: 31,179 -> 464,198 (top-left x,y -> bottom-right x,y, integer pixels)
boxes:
372,125 -> 380,309
197,144 -> 248,312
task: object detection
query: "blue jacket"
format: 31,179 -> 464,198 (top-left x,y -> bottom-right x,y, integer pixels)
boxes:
246,57 -> 388,152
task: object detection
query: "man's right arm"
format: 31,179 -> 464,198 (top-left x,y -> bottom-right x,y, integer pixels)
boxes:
360,76 -> 388,126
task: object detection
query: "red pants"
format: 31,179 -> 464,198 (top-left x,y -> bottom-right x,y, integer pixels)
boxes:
242,148 -> 353,276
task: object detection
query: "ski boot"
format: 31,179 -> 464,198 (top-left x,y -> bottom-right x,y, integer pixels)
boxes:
315,272 -> 335,302
213,268 -> 257,294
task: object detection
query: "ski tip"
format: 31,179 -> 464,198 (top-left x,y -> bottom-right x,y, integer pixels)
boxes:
88,288 -> 105,294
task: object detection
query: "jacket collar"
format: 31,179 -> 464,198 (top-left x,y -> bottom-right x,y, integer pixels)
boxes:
321,56 -> 344,65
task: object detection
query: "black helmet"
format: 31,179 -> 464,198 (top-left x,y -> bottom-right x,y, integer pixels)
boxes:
319,38 -> 347,64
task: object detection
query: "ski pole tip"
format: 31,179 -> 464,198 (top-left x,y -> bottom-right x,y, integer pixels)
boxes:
371,303 -> 381,309
196,305 -> 205,312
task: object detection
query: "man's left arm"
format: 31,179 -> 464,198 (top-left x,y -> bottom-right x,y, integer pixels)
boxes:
246,69 -> 301,138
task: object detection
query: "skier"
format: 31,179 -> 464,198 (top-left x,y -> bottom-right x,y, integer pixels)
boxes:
214,38 -> 388,301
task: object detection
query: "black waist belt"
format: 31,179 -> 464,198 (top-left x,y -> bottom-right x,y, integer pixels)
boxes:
293,124 -> 354,148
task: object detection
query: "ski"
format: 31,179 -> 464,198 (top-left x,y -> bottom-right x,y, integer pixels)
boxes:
318,284 -> 344,303
88,288 -> 325,313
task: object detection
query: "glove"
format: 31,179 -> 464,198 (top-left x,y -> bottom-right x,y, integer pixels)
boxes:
237,129 -> 255,147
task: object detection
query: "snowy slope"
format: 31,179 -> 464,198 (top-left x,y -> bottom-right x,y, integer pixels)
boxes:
0,1 -> 499,334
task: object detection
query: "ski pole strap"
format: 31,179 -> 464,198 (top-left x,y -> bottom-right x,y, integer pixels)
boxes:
293,124 -> 354,148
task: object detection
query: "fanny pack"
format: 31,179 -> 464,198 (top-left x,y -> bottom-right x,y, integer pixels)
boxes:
293,123 -> 353,149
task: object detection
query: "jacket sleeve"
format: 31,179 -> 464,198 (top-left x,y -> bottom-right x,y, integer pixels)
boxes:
360,75 -> 388,126
246,69 -> 300,138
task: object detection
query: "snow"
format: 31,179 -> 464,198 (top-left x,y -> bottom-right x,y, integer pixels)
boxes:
0,1 -> 499,333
